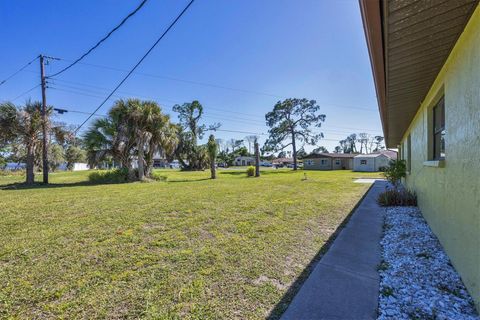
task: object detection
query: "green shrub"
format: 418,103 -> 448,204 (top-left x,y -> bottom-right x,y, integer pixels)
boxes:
246,166 -> 255,177
384,159 -> 406,188
88,168 -> 129,184
151,171 -> 167,182
378,189 -> 417,206
0,169 -> 25,177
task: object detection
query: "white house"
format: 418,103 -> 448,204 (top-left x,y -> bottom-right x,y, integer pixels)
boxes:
58,163 -> 90,171
353,151 -> 397,172
234,156 -> 255,166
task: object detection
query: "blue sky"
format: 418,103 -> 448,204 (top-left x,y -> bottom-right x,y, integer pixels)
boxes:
0,0 -> 381,152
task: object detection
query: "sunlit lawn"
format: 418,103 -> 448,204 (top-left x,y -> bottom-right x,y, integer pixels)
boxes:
0,168 -> 381,319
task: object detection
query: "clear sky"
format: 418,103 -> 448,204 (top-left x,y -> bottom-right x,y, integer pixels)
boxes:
0,0 -> 382,153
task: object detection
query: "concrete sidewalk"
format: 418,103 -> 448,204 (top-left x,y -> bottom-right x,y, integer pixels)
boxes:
281,181 -> 387,320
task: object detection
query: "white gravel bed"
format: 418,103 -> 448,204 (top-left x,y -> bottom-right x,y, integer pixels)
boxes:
378,206 -> 479,320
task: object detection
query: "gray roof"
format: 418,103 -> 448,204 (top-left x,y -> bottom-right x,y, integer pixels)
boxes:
304,153 -> 356,159
354,151 -> 397,159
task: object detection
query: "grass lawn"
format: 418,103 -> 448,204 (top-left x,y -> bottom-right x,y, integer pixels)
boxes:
0,169 -> 381,319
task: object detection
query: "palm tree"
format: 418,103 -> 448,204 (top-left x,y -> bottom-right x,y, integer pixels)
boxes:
145,120 -> 178,178
207,134 -> 218,179
83,118 -> 115,169
83,99 -> 177,181
84,100 -> 137,170
0,101 -> 47,184
129,99 -> 178,180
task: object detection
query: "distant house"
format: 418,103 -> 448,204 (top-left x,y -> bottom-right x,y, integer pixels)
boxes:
303,153 -> 355,170
4,162 -> 26,171
353,151 -> 397,172
272,158 -> 295,167
58,163 -> 90,171
234,156 -> 255,166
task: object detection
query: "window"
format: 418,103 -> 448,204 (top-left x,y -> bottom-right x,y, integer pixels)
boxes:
320,159 -> 328,165
407,134 -> 411,172
305,160 -> 313,166
433,97 -> 445,160
335,160 -> 340,165
360,160 -> 367,165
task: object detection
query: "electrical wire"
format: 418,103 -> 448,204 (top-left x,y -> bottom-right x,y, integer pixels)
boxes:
11,84 -> 41,101
74,0 -> 196,134
49,79 -> 383,131
53,105 -> 372,145
50,86 -> 383,135
47,0 -> 149,78
0,56 -> 39,87
48,60 -> 378,112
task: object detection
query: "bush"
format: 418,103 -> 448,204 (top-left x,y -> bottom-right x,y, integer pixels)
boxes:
0,169 -> 25,177
378,188 -> 417,207
151,171 -> 167,182
88,168 -> 129,184
384,159 -> 406,188
246,166 -> 255,177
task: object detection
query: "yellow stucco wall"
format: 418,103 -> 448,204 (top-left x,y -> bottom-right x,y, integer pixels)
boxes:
400,5 -> 480,310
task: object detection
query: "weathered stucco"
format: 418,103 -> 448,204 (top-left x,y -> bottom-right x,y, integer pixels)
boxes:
400,5 -> 480,310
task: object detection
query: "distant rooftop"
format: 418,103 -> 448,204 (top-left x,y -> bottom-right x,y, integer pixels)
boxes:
304,153 -> 357,159
355,150 -> 397,159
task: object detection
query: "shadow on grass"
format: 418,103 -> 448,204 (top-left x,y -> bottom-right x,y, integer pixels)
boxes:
219,169 -> 298,176
167,178 -> 211,183
0,177 -> 214,190
266,183 -> 374,320
0,181 -> 113,190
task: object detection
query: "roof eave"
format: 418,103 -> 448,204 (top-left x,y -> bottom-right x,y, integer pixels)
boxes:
359,0 -> 390,146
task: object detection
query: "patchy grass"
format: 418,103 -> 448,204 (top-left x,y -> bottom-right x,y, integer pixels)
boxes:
0,169 -> 380,319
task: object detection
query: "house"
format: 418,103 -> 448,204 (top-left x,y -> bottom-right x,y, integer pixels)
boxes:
272,157 -> 293,166
303,153 -> 355,170
4,162 -> 26,171
360,0 -> 480,309
353,151 -> 397,172
58,163 -> 90,171
272,157 -> 295,167
234,156 -> 255,166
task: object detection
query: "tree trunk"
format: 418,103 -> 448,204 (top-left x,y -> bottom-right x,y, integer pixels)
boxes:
254,141 -> 260,177
291,130 -> 297,170
145,159 -> 153,178
210,158 -> 216,179
137,139 -> 145,181
26,142 -> 35,185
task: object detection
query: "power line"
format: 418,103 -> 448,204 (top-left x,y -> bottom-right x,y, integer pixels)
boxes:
49,78 -> 266,118
11,84 -> 41,101
0,56 -> 39,87
47,0 -> 149,78
49,80 -> 383,133
54,104 -> 377,145
74,0 -> 196,134
30,65 -> 379,114
48,59 -> 378,112
50,86 -> 383,135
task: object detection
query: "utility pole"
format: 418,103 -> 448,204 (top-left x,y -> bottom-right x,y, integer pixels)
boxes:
39,55 -> 48,184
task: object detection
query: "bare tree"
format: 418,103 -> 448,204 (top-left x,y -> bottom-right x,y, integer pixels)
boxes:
245,135 -> 258,154
373,136 -> 385,151
358,133 -> 369,154
215,138 -> 225,152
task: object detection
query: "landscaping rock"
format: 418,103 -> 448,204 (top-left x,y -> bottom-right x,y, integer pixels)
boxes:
378,206 -> 479,320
